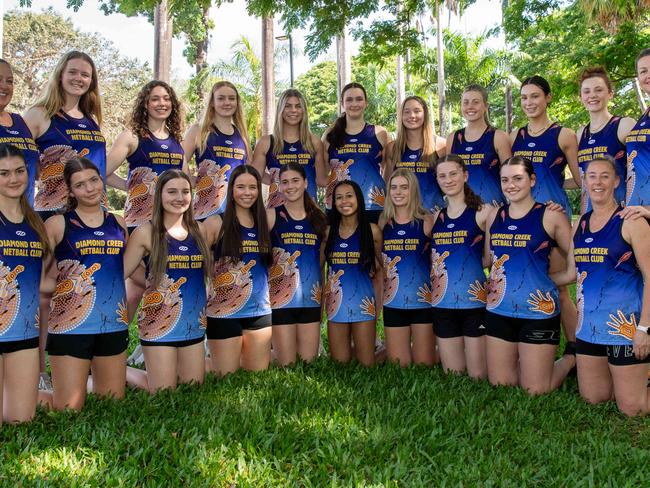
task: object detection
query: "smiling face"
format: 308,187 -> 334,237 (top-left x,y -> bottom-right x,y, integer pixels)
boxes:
61,58 -> 93,99
585,160 -> 619,206
212,85 -> 238,118
461,90 -> 487,123
334,183 -> 358,217
282,96 -> 304,127
0,155 -> 28,200
232,173 -> 258,209
161,177 -> 192,215
69,168 -> 103,207
401,99 -> 425,131
0,62 -> 14,111
637,55 -> 650,96
388,175 -> 411,208
147,85 -> 172,122
436,161 -> 467,199
580,76 -> 612,114
342,88 -> 367,119
520,84 -> 551,120
500,164 -> 535,204
279,169 -> 307,203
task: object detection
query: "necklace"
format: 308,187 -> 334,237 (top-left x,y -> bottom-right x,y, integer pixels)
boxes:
588,117 -> 609,135
528,121 -> 551,136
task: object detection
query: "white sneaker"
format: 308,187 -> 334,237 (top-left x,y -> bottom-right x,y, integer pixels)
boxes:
127,344 -> 144,366
38,372 -> 53,391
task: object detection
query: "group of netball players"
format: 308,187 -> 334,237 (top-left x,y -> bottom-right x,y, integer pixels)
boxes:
0,45 -> 649,426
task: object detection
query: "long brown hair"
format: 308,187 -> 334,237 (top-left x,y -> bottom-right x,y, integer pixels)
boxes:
129,80 -> 183,141
379,168 -> 428,227
148,169 -> 212,289
63,156 -> 101,211
0,144 -> 50,257
32,51 -> 102,126
326,82 -> 367,149
217,165 -> 271,265
387,96 -> 438,171
278,162 -> 327,240
436,154 -> 484,211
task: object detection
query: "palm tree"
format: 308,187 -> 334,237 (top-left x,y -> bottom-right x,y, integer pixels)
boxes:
578,0 -> 647,32
153,0 -> 172,82
261,16 -> 275,135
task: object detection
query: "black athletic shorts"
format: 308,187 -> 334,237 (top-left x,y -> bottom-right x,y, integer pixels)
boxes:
0,337 -> 39,355
140,335 -> 204,348
485,311 -> 561,345
272,307 -> 321,325
46,329 -> 129,359
383,306 -> 431,327
206,314 -> 272,340
432,307 -> 486,338
576,338 -> 650,366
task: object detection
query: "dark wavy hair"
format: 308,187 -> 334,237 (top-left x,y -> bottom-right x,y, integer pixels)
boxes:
326,82 -> 368,150
521,75 -> 551,96
217,165 -> 271,265
128,80 -> 183,141
324,180 -> 377,274
63,156 -> 101,211
501,155 -> 535,178
436,154 -> 483,211
278,162 -> 327,240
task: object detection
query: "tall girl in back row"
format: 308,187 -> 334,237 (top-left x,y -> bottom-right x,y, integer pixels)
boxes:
183,81 -> 251,220
383,96 -> 446,211
324,83 -> 390,223
251,89 -> 328,208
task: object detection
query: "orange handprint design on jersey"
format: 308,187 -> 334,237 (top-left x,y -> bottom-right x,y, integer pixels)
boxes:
607,310 -> 638,341
360,296 -> 376,317
467,280 -> 487,304
527,290 -> 557,315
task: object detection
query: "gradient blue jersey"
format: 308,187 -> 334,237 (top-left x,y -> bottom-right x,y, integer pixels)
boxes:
125,134 -> 184,228
266,139 -> 318,208
626,109 -> 650,206
431,207 -> 486,310
140,233 -> 207,343
326,229 -> 376,323
578,116 -> 627,211
512,124 -> 571,215
0,212 -> 44,342
208,225 -> 271,318
487,203 -> 559,319
49,211 -> 126,335
395,147 -> 444,211
451,127 -> 504,206
0,113 -> 39,206
382,218 -> 431,310
193,126 -> 247,219
574,208 -> 643,346
270,206 -> 321,310
326,124 -> 384,211
35,111 -> 106,212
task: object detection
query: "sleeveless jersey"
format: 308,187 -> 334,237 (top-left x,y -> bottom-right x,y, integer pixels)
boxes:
512,124 -> 571,215
0,212 -> 44,342
577,116 -> 627,211
381,218 -> 431,310
49,211 -> 126,335
34,111 -> 106,212
193,126 -> 247,219
487,203 -> 559,319
125,134 -> 184,228
270,206 -> 322,310
266,138 -> 318,208
0,113 -> 39,205
139,233 -> 207,343
208,225 -> 271,318
625,109 -> 650,206
574,208 -> 643,346
326,124 -> 384,211
451,127 -> 504,206
395,147 -> 444,211
431,207 -> 486,310
326,229 -> 376,323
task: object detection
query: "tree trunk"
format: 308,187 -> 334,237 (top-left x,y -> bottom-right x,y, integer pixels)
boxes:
261,16 -> 275,136
153,0 -> 173,83
336,29 -> 351,115
396,55 -> 405,114
634,77 -> 648,111
193,6 -> 211,101
505,82 -> 513,133
435,4 -> 447,137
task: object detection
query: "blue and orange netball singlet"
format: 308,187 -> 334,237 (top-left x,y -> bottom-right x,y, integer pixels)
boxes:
208,226 -> 270,319
326,229 -> 376,323
487,203 -> 559,319
0,113 -> 39,205
0,212 -> 43,342
574,208 -> 642,346
266,139 -> 318,208
451,127 -> 504,206
512,124 -> 571,215
270,206 -> 321,310
48,212 -> 126,335
381,219 -> 431,310
35,112 -> 106,212
326,124 -> 384,211
395,147 -> 444,211
125,135 -> 184,228
577,116 -> 626,211
626,108 -> 650,206
139,233 -> 206,343
193,126 -> 247,220
430,207 -> 486,310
